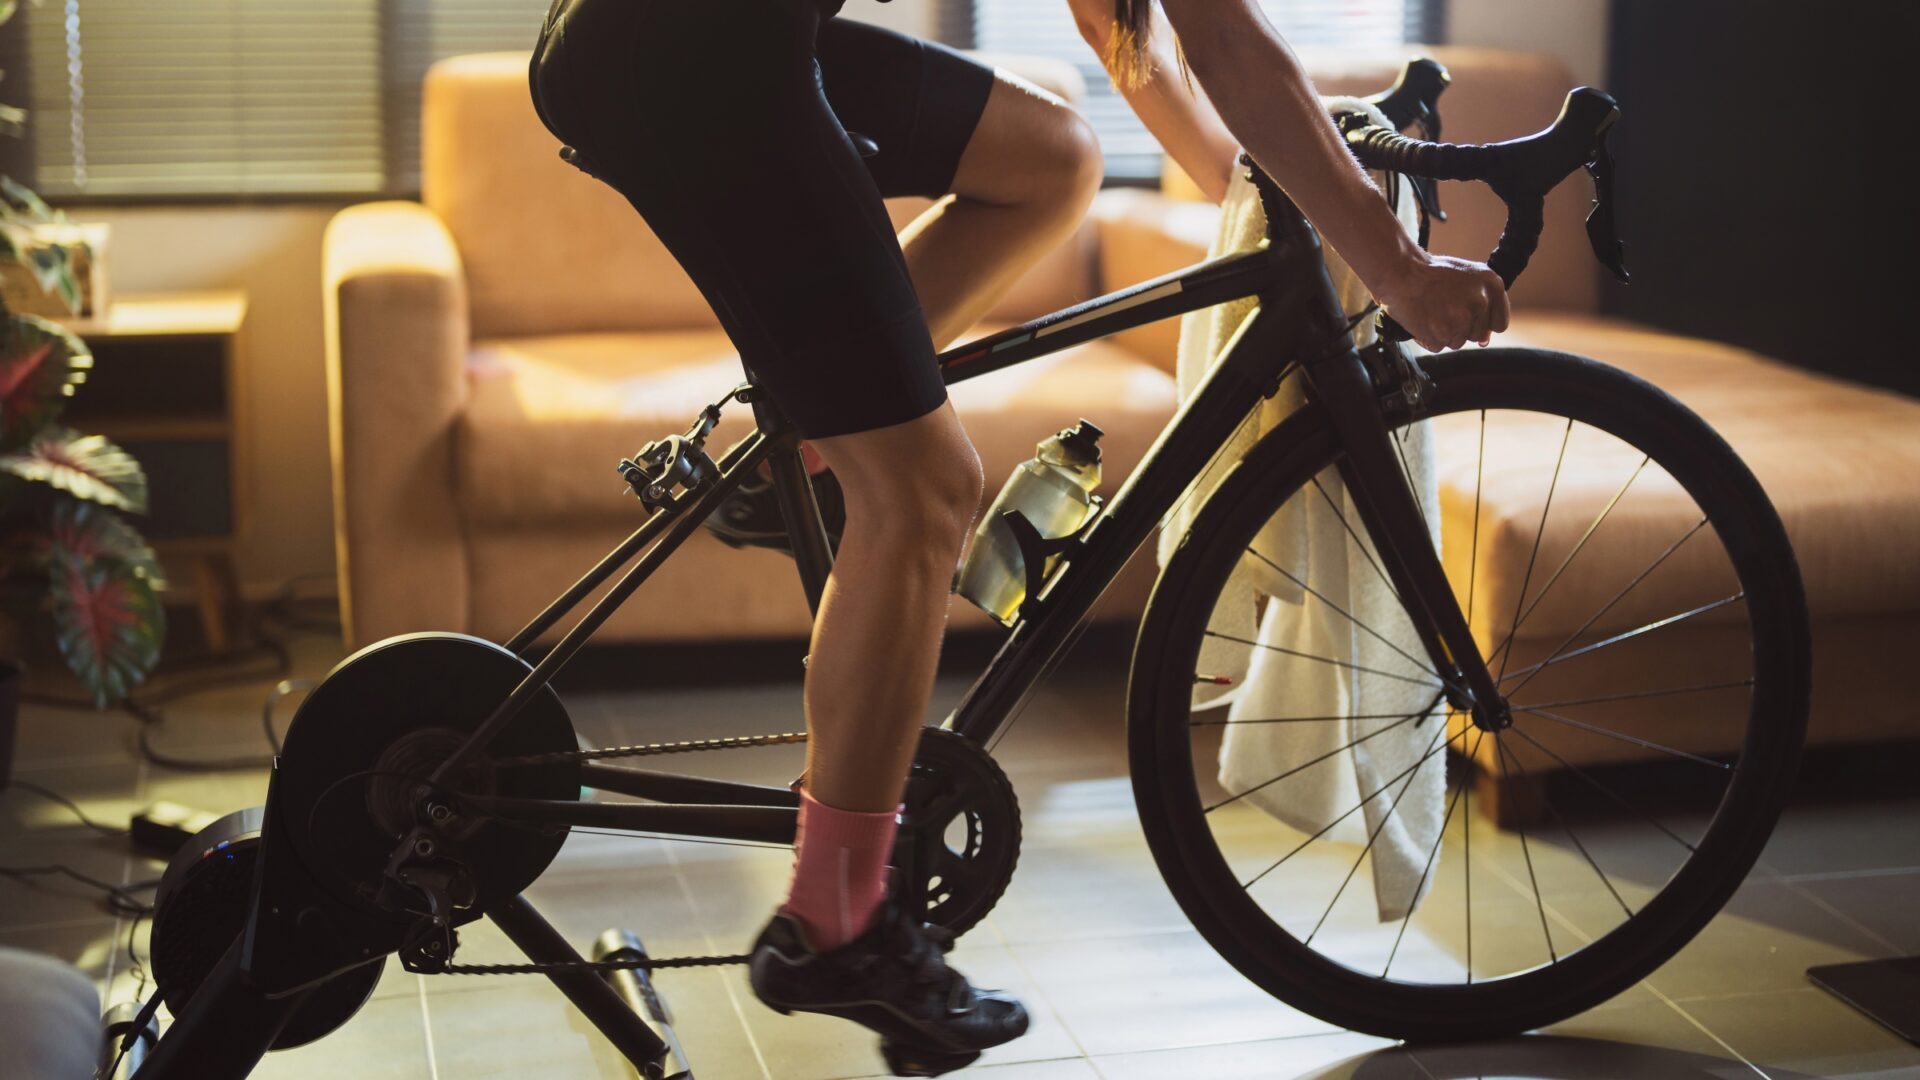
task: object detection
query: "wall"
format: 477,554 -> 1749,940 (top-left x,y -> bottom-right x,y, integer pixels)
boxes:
1446,0 -> 1610,87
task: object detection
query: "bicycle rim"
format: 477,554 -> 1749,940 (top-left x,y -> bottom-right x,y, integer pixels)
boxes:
1129,347 -> 1808,1041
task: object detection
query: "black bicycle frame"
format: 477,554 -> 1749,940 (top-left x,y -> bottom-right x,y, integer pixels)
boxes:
434,172 -> 1502,849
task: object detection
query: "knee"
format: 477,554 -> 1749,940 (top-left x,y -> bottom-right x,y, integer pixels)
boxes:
1029,103 -> 1104,221
842,441 -> 985,557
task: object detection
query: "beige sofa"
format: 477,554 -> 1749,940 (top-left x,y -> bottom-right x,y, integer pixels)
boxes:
325,51 -> 1175,650
326,46 -> 1920,819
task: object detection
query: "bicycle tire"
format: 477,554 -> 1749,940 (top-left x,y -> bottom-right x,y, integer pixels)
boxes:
1129,347 -> 1809,1042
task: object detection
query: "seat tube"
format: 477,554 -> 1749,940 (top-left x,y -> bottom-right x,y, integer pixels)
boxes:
1303,348 -> 1503,720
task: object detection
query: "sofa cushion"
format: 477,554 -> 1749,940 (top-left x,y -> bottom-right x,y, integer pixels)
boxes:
457,329 -> 1178,529
423,51 -> 1100,342
1433,312 -> 1920,648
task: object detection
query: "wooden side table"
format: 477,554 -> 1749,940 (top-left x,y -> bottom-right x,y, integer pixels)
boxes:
62,290 -> 250,651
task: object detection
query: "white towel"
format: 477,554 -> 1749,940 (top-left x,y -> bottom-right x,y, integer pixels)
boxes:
1154,98 -> 1447,922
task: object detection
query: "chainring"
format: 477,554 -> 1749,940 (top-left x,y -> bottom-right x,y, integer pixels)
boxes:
897,728 -> 1021,938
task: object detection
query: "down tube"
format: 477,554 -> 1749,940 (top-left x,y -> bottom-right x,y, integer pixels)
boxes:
948,306 -> 1292,743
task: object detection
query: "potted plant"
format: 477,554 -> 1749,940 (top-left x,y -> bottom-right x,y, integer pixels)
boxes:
0,0 -> 164,784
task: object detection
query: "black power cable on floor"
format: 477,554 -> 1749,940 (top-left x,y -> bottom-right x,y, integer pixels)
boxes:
20,572 -> 337,772
0,778 -> 130,838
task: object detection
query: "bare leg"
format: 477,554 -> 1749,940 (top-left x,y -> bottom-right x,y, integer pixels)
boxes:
795,75 -> 1101,811
903,72 -> 1105,349
802,401 -> 984,812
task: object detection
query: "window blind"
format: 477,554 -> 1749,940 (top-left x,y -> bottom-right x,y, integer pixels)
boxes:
382,0 -> 553,193
969,0 -> 1442,179
23,0 -> 385,198
20,0 -> 552,199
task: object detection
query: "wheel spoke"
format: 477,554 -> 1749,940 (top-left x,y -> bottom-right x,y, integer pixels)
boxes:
1496,418 -> 1574,683
1500,733 -> 1634,918
1505,725 -> 1698,853
1503,517 -> 1708,698
1244,548 -> 1439,684
1514,706 -> 1733,771
1495,732 -> 1558,965
1383,728 -> 1488,978
1238,708 -> 1456,890
1514,679 -> 1754,712
1488,454 -> 1650,666
1466,410 -> 1485,628
1310,475 -> 1404,607
1207,703 -> 1441,814
1305,720 -> 1461,946
1464,724 -> 1474,984
1392,423 -> 1431,523
1204,630 -> 1442,689
1499,592 -> 1744,687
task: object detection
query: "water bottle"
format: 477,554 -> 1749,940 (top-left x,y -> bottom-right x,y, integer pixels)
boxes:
955,420 -> 1105,625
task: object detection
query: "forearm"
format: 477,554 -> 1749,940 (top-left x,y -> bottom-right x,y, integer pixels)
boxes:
1069,0 -> 1238,202
1159,0 -> 1421,292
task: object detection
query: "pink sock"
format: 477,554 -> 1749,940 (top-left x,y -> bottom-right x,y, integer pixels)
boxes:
782,790 -> 899,951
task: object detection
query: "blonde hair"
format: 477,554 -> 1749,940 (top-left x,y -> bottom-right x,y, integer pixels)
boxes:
1103,0 -> 1188,92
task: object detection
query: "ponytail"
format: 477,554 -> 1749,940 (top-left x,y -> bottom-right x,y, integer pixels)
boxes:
1105,0 -> 1192,91
1104,0 -> 1155,90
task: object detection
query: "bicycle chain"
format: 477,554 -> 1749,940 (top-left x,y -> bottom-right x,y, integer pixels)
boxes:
433,729 -> 810,976
496,730 -> 809,767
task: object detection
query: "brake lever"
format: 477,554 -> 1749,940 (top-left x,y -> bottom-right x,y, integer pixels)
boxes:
1584,128 -> 1630,284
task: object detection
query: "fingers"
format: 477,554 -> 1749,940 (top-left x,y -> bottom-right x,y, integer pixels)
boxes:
1488,272 -> 1513,335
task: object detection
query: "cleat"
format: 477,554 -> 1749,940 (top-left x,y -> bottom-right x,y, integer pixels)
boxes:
880,1041 -> 982,1077
749,902 -> 1028,1073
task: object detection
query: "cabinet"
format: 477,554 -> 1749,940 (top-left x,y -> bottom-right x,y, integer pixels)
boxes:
63,290 -> 249,651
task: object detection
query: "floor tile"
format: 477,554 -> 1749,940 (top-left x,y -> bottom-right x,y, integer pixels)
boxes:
1011,930 -> 1337,1057
250,993 -> 432,1080
1680,988 -> 1920,1079
423,976 -> 641,1079
1413,1006 -> 1752,1079
1756,798 -> 1920,878
1787,870 -> 1920,955
1091,1032 -> 1412,1080
1604,881 -> 1898,1001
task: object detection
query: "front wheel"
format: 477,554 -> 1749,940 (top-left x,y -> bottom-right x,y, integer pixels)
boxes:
1129,348 -> 1808,1041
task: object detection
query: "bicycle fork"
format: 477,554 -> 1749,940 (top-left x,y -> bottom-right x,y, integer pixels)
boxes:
1302,344 -> 1510,731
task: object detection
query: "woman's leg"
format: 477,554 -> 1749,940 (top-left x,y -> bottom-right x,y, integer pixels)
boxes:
901,75 -> 1105,349
798,400 -> 985,814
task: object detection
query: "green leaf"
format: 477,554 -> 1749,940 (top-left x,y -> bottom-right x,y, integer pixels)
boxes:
0,313 -> 90,448
0,427 -> 148,512
0,1 -> 16,27
46,500 -> 166,589
0,175 -> 62,224
26,239 -> 79,312
49,551 -> 164,705
0,105 -> 25,139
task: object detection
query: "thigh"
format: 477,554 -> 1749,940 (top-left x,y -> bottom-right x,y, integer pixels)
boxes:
531,0 -> 948,440
816,17 -> 997,200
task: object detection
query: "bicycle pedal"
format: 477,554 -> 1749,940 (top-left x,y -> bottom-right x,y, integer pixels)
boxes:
879,1041 -> 980,1077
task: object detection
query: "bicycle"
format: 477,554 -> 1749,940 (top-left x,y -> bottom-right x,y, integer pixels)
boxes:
132,59 -> 1809,1078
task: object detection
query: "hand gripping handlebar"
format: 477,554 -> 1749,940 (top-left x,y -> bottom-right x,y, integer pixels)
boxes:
1339,86 -> 1631,342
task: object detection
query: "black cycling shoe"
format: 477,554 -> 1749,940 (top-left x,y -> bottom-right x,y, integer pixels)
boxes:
703,469 -> 846,554
749,902 -> 1029,1077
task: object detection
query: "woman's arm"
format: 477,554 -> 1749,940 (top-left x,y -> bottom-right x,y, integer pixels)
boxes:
1067,0 -> 1238,203
1148,0 -> 1508,350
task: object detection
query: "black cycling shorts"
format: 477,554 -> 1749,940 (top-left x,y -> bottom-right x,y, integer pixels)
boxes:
530,0 -> 995,439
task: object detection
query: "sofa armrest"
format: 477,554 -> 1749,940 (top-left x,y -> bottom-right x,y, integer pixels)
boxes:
1089,188 -> 1222,377
324,200 -> 472,647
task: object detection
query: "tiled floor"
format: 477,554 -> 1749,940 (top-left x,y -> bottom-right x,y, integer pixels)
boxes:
4,628 -> 1917,1079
